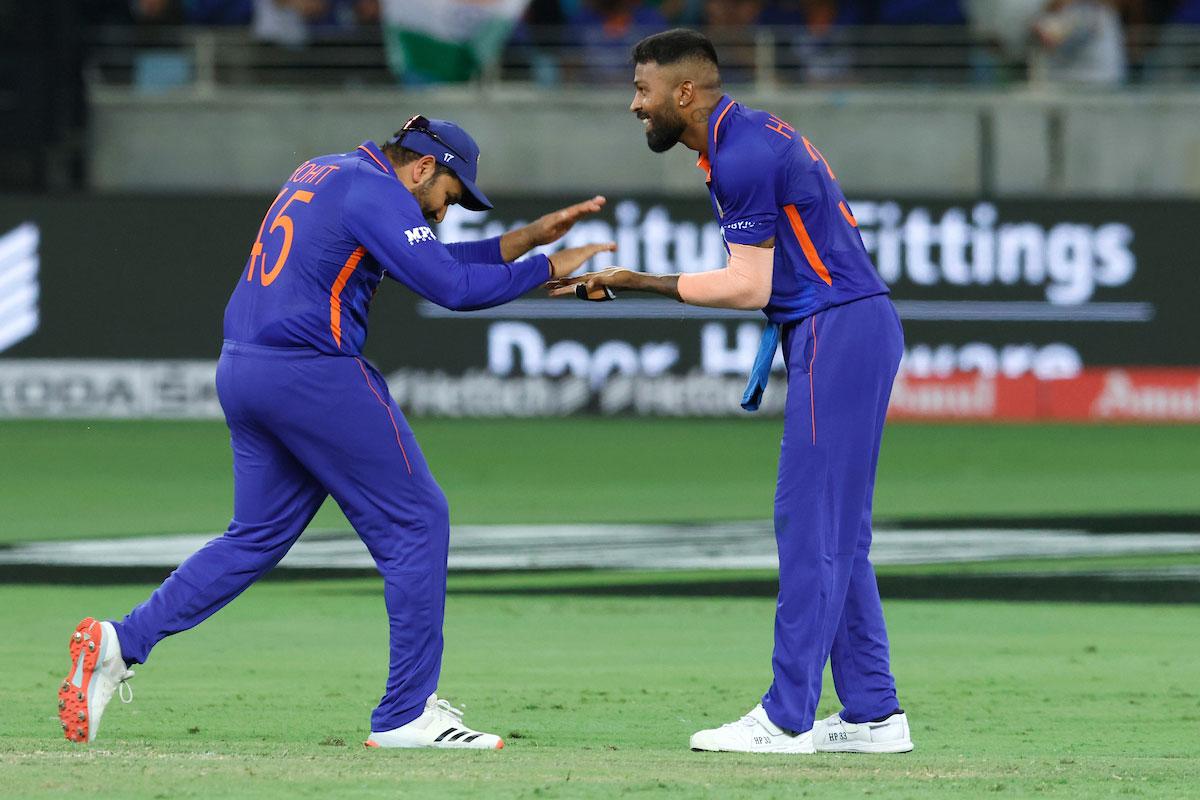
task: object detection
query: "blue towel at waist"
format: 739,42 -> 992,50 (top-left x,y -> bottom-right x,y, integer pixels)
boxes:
741,322 -> 781,412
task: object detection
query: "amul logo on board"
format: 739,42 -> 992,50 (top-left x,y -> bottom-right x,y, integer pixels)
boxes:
0,223 -> 39,353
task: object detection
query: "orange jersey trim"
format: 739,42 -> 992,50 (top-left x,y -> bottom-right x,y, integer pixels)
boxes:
712,100 -> 735,145
783,204 -> 833,286
802,136 -> 836,180
838,201 -> 858,227
329,246 -> 365,349
696,98 -> 735,182
357,145 -> 391,175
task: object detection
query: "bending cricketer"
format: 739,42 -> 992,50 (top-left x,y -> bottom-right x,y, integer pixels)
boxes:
58,116 -> 615,749
551,30 -> 914,755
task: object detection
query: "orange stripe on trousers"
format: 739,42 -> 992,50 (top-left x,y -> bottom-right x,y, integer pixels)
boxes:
808,317 -> 818,445
356,358 -> 413,475
329,246 -> 365,349
783,204 -> 833,286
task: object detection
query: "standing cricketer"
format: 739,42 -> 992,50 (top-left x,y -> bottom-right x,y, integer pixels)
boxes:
550,30 -> 913,755
57,116 -> 615,749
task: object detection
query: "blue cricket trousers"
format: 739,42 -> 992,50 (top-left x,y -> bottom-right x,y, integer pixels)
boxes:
760,294 -> 905,733
112,341 -> 449,732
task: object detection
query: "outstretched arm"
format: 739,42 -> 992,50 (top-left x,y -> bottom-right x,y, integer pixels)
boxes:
548,239 -> 775,310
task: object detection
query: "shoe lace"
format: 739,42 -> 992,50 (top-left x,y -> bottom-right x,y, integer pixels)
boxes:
117,669 -> 135,704
433,697 -> 464,723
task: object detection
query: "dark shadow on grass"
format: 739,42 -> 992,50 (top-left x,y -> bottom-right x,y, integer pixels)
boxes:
442,574 -> 1200,604
878,513 -> 1200,534
6,565 -> 1194,604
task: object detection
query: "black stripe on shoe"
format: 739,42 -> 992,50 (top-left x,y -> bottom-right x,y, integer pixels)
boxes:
463,734 -> 482,743
449,730 -> 472,741
434,728 -> 457,742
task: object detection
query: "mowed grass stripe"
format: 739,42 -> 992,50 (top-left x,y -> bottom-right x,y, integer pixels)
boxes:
1,580 -> 1197,798
2,420 -> 1199,542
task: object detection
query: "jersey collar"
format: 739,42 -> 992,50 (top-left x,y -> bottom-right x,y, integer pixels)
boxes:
695,95 -> 736,183
356,140 -> 398,180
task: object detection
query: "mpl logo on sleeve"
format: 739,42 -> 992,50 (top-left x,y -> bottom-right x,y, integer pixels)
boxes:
405,226 -> 436,245
0,223 -> 40,353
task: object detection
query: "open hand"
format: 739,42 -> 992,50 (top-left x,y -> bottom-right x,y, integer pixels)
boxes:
526,196 -> 607,248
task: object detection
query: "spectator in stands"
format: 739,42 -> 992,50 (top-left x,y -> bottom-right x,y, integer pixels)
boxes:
1168,0 -> 1200,22
1030,0 -> 1128,84
789,1 -> 868,82
870,0 -> 966,24
708,1 -> 865,84
132,0 -> 184,24
965,1 -> 1046,56
253,0 -> 375,43
964,0 -> 1045,81
649,0 -> 705,24
698,0 -> 765,83
703,0 -> 766,27
348,0 -> 378,26
255,0 -> 310,45
131,0 -> 254,24
187,0 -> 254,24
567,0 -> 668,82
505,0 -> 570,83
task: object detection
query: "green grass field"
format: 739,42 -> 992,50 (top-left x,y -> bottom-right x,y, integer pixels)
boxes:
2,577 -> 1198,799
3,419 -> 1199,798
3,420 -> 1199,542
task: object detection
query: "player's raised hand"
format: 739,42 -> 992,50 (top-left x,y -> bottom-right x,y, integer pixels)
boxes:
527,196 -> 607,247
500,197 -> 609,260
547,243 -> 618,280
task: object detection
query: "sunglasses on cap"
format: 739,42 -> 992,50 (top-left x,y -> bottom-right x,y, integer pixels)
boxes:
389,115 -> 467,163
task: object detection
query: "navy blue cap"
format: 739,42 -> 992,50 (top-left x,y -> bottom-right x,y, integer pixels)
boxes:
388,116 -> 493,212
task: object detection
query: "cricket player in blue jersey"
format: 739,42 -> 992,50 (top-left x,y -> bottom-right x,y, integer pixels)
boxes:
57,115 -> 615,749
551,30 -> 913,755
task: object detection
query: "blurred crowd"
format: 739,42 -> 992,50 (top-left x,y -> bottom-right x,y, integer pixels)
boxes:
82,1 -> 379,45
513,0 -> 1200,85
79,0 -> 1200,84
81,0 -> 1200,28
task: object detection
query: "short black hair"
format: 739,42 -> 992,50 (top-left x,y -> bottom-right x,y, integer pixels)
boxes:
380,143 -> 455,179
631,28 -> 719,69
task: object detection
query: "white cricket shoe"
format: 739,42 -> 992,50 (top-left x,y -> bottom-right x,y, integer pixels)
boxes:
689,703 -> 815,754
364,694 -> 504,750
57,618 -> 135,743
813,711 -> 913,753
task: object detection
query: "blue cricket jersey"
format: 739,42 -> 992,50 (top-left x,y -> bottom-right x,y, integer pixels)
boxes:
698,96 -> 889,324
223,141 -> 551,356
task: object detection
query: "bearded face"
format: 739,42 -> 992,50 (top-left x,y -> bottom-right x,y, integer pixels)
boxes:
631,60 -> 697,154
638,103 -> 688,153
414,176 -> 439,222
412,170 -> 462,224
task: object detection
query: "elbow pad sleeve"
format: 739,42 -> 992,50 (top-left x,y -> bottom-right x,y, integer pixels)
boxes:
677,243 -> 774,309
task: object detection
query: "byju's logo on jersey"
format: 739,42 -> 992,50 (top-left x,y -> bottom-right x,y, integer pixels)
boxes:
0,222 -> 40,353
405,226 -> 437,245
